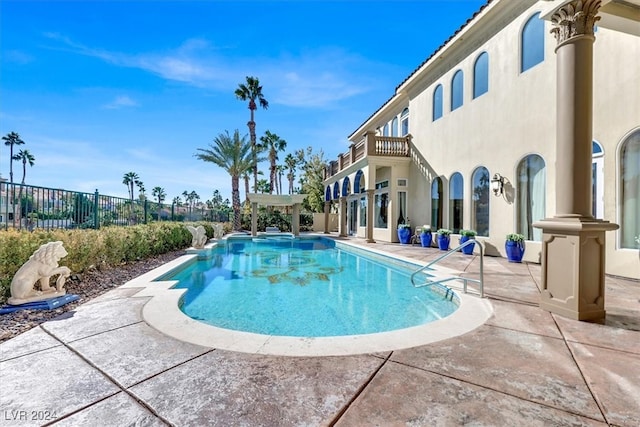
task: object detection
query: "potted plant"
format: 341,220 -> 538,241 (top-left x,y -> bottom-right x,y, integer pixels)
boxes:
397,223 -> 412,244
459,229 -> 477,255
436,228 -> 451,251
419,226 -> 433,248
505,233 -> 525,262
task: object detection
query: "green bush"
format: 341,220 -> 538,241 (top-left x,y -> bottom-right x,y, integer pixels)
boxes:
0,222 -> 220,303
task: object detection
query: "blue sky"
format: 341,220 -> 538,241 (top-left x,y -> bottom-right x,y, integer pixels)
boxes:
1,0 -> 486,203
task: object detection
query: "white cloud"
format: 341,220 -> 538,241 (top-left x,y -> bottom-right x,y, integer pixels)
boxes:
103,95 -> 138,109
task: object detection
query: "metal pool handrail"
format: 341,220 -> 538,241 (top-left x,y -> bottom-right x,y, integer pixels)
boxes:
410,239 -> 485,298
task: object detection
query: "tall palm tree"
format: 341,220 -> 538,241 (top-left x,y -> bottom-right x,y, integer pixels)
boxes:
258,130 -> 287,195
194,130 -> 255,231
275,164 -> 286,195
13,149 -> 35,221
122,171 -> 140,223
241,171 -> 251,205
152,186 -> 166,221
2,131 -> 25,184
235,76 -> 268,192
285,152 -> 304,195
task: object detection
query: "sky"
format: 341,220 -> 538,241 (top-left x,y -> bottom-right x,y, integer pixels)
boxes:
0,0 -> 487,203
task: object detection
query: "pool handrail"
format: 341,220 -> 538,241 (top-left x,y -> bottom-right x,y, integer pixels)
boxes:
410,239 -> 484,298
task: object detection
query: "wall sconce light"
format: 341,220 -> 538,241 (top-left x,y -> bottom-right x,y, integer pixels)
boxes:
490,173 -> 504,196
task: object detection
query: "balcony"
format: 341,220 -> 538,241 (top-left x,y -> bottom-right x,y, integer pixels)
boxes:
325,132 -> 411,179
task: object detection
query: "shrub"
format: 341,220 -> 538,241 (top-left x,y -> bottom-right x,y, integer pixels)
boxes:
506,233 -> 525,243
437,228 -> 452,236
460,229 -> 477,237
0,222 -> 215,303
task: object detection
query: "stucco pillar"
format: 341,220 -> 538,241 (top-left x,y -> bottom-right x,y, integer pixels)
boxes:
251,202 -> 258,237
292,203 -> 300,236
534,0 -> 618,321
323,201 -> 330,234
366,189 -> 375,243
339,197 -> 347,237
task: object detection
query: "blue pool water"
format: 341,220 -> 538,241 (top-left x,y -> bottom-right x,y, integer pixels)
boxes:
159,236 -> 458,337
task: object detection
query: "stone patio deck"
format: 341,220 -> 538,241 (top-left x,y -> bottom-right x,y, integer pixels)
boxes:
1,238 -> 638,426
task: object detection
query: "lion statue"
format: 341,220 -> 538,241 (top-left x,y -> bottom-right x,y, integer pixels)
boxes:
8,241 -> 72,305
186,225 -> 207,249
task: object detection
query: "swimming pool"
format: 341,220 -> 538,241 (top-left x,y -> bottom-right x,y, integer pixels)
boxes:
126,235 -> 493,356
158,236 -> 458,337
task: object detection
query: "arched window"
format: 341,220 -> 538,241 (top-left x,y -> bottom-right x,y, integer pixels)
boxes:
451,70 -> 464,111
620,129 -> 640,249
431,177 -> 443,230
342,177 -> 351,196
471,167 -> 490,237
391,117 -> 399,137
354,170 -> 365,193
449,173 -> 464,234
401,108 -> 409,136
325,186 -> 332,202
517,155 -> 546,241
473,52 -> 489,99
383,124 -> 389,136
355,171 -> 366,227
521,12 -> 545,73
333,182 -> 340,199
433,84 -> 443,121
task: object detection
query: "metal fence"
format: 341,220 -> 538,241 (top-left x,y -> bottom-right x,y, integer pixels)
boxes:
0,182 -> 230,231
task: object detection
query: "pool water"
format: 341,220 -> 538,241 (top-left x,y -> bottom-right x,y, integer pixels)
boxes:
160,237 -> 458,337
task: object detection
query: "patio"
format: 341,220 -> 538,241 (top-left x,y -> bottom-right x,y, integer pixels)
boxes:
1,237 -> 638,426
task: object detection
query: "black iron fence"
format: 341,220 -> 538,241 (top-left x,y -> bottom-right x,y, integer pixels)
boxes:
0,182 -> 230,231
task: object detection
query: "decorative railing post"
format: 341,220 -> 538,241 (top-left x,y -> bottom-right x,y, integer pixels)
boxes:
93,189 -> 99,229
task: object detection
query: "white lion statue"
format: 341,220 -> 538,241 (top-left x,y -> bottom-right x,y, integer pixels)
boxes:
213,223 -> 224,240
186,225 -> 207,249
9,241 -> 72,305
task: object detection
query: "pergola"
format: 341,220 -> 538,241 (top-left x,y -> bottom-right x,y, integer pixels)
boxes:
246,193 -> 308,237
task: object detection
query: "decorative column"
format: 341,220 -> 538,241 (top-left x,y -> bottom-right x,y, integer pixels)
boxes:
534,0 -> 618,321
251,202 -> 258,237
292,203 -> 300,236
323,201 -> 330,234
339,197 -> 348,237
366,189 -> 376,243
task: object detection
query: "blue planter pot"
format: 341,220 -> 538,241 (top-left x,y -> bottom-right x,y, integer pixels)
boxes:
437,235 -> 450,251
420,232 -> 433,248
505,240 -> 525,262
398,227 -> 411,244
459,236 -> 475,255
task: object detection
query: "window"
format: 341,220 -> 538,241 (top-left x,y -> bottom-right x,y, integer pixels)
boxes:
397,191 -> 408,226
592,141 -> 604,219
517,155 -> 546,241
383,124 -> 389,136
342,177 -> 351,196
451,70 -> 464,111
360,196 -> 366,227
620,130 -> 640,249
433,84 -> 443,121
471,167 -> 490,237
473,52 -> 489,99
431,177 -> 443,230
401,108 -> 409,136
391,117 -> 398,137
449,173 -> 463,234
521,12 -> 545,73
375,193 -> 388,228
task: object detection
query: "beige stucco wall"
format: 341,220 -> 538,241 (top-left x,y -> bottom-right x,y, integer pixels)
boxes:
326,0 -> 639,279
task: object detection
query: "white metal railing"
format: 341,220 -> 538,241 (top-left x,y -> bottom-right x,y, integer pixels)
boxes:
410,239 -> 485,298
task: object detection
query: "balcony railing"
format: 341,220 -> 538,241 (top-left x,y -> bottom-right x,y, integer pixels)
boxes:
324,132 -> 411,179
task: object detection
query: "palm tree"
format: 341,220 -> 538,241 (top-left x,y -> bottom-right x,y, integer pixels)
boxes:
235,76 -> 268,192
122,171 -> 140,223
285,152 -> 304,195
2,131 -> 25,184
275,164 -> 286,196
241,170 -> 251,205
258,130 -> 287,195
13,149 -> 35,222
194,130 -> 255,231
152,186 -> 166,221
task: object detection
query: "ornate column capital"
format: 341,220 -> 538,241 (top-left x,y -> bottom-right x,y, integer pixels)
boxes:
550,0 -> 601,45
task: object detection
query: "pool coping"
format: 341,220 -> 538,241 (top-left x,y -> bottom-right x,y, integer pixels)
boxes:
121,237 -> 493,357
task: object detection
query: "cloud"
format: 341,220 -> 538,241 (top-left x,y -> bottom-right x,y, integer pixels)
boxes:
103,95 -> 138,109
42,33 -> 379,109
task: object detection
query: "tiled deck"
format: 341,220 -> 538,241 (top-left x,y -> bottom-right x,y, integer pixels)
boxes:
1,238 -> 638,426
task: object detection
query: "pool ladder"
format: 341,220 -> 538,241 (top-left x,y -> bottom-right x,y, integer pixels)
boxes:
410,239 -> 485,298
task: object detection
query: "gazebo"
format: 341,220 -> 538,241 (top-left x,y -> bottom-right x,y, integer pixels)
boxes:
246,193 -> 308,237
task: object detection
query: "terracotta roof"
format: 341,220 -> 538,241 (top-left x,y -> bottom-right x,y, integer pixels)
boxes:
348,0 -> 493,140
